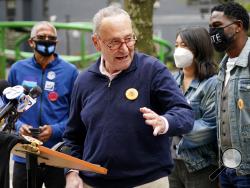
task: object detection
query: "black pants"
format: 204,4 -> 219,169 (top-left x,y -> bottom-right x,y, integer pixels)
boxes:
13,162 -> 65,188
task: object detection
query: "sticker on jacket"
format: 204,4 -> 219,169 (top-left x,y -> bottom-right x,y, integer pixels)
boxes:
44,81 -> 55,91
47,71 -> 56,80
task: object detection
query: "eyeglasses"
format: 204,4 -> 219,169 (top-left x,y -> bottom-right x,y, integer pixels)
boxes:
32,35 -> 57,41
99,34 -> 137,50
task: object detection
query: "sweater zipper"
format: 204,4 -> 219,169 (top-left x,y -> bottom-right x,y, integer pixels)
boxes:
108,79 -> 112,87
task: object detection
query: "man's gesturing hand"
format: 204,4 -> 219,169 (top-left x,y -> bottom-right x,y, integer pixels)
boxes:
140,107 -> 168,136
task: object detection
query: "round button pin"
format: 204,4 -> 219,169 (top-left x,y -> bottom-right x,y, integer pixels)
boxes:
125,88 -> 138,100
48,91 -> 58,101
47,71 -> 56,80
237,98 -> 244,110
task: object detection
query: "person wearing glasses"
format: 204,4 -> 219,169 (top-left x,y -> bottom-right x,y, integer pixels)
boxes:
8,21 -> 78,188
63,5 -> 194,188
209,2 -> 250,187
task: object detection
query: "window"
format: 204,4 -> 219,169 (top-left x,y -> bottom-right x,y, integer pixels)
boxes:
6,0 -> 16,21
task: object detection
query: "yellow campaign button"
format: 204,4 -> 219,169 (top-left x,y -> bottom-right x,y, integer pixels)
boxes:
125,88 -> 138,100
238,98 -> 244,110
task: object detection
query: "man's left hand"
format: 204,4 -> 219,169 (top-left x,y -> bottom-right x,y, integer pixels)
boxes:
140,107 -> 167,136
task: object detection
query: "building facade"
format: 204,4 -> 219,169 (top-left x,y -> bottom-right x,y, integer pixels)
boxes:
0,0 -> 219,57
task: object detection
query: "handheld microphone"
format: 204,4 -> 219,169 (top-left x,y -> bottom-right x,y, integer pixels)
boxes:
29,86 -> 42,99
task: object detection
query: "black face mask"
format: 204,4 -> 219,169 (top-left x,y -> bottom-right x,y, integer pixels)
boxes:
34,40 -> 56,56
209,22 -> 236,52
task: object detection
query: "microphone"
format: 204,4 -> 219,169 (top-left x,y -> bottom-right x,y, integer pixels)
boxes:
0,85 -> 42,121
29,86 -> 42,99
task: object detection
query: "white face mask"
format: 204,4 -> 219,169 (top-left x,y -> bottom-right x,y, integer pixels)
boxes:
173,47 -> 194,68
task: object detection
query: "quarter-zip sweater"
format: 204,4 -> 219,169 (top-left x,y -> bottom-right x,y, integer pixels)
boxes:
63,52 -> 194,187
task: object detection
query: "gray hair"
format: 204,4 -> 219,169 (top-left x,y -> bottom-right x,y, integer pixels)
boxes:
92,5 -> 131,34
30,21 -> 57,38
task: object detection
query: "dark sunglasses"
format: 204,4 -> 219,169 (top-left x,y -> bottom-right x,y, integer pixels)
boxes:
32,35 -> 57,41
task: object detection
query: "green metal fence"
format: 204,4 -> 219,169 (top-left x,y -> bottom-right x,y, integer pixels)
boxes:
0,21 -> 173,79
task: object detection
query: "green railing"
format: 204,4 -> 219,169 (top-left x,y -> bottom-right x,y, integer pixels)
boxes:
0,21 -> 173,79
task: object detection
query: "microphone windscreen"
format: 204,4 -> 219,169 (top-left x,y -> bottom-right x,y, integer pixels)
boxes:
29,86 -> 42,98
22,85 -> 30,95
0,80 -> 10,95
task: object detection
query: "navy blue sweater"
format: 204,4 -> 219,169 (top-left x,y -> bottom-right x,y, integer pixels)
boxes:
63,52 -> 194,187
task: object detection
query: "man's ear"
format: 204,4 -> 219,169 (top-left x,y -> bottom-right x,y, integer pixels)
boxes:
28,39 -> 35,49
235,20 -> 244,33
92,35 -> 101,51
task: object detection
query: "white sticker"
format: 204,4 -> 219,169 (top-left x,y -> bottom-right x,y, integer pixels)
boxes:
47,71 -> 56,80
44,81 -> 55,91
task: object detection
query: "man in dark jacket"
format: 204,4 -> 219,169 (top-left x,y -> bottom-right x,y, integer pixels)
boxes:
64,5 -> 194,188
